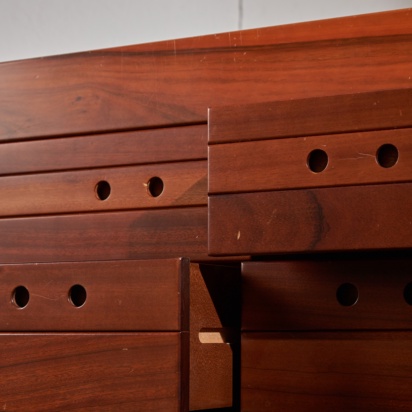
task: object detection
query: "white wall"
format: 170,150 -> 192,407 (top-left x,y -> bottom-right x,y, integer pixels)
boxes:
0,0 -> 411,62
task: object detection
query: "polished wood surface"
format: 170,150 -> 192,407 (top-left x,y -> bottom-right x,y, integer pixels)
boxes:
242,259 -> 412,331
0,160 -> 206,217
209,128 -> 411,194
0,207 -> 208,263
0,125 -> 206,176
242,332 -> 412,411
0,333 -> 185,411
0,259 -> 188,331
1,10 -> 412,140
1,9 -> 412,411
208,88 -> 412,144
209,183 -> 412,255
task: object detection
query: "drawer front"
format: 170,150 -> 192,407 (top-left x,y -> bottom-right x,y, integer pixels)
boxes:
208,184 -> 412,255
242,332 -> 412,412
242,259 -> 412,331
209,128 -> 412,194
0,160 -> 206,217
0,259 -> 188,331
0,332 -> 185,411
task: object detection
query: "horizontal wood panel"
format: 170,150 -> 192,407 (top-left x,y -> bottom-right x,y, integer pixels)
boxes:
1,11 -> 412,140
0,125 -> 206,175
208,88 -> 412,144
242,259 -> 412,331
242,332 -> 412,411
0,207 -> 209,263
209,128 -> 412,194
0,259 -> 188,331
0,160 -> 206,217
208,183 -> 412,255
0,333 -> 183,411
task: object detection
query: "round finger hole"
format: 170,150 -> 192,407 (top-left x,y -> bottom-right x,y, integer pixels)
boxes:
336,283 -> 358,307
307,149 -> 328,173
147,177 -> 164,197
69,284 -> 87,307
95,180 -> 111,200
12,286 -> 30,309
376,144 -> 398,168
403,282 -> 412,306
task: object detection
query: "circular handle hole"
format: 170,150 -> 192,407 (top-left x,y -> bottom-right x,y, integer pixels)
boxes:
307,149 -> 328,173
12,286 -> 30,309
69,284 -> 87,307
376,144 -> 398,168
404,282 -> 412,305
95,180 -> 111,201
147,177 -> 164,197
336,283 -> 358,307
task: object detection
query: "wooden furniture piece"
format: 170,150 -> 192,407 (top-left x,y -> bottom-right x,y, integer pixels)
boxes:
0,125 -> 214,263
208,88 -> 412,256
1,10 -> 412,139
0,259 -> 241,411
0,258 -> 189,411
242,258 -> 412,411
0,7 -> 412,412
190,263 -> 240,411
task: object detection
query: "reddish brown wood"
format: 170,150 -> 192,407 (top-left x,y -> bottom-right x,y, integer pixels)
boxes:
0,259 -> 188,331
0,332 -> 184,411
208,183 -> 412,255
209,128 -> 412,194
242,259 -> 412,331
208,88 -> 412,144
0,125 -> 206,176
0,207 -> 246,263
242,332 -> 412,411
0,207 -> 207,263
189,263 -> 241,410
0,160 -> 206,217
1,10 -> 412,140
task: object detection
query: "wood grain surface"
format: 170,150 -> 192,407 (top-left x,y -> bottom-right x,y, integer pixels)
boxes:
1,10 -> 412,140
0,332 -> 185,411
0,207 -> 209,263
209,128 -> 412,194
208,183 -> 412,255
189,263 -> 241,410
242,332 -> 412,411
0,259 -> 188,331
208,88 -> 412,144
0,125 -> 206,176
242,259 -> 412,331
0,160 -> 206,217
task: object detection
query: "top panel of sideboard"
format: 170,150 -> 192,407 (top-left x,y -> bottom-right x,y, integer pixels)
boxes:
0,8 -> 411,141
